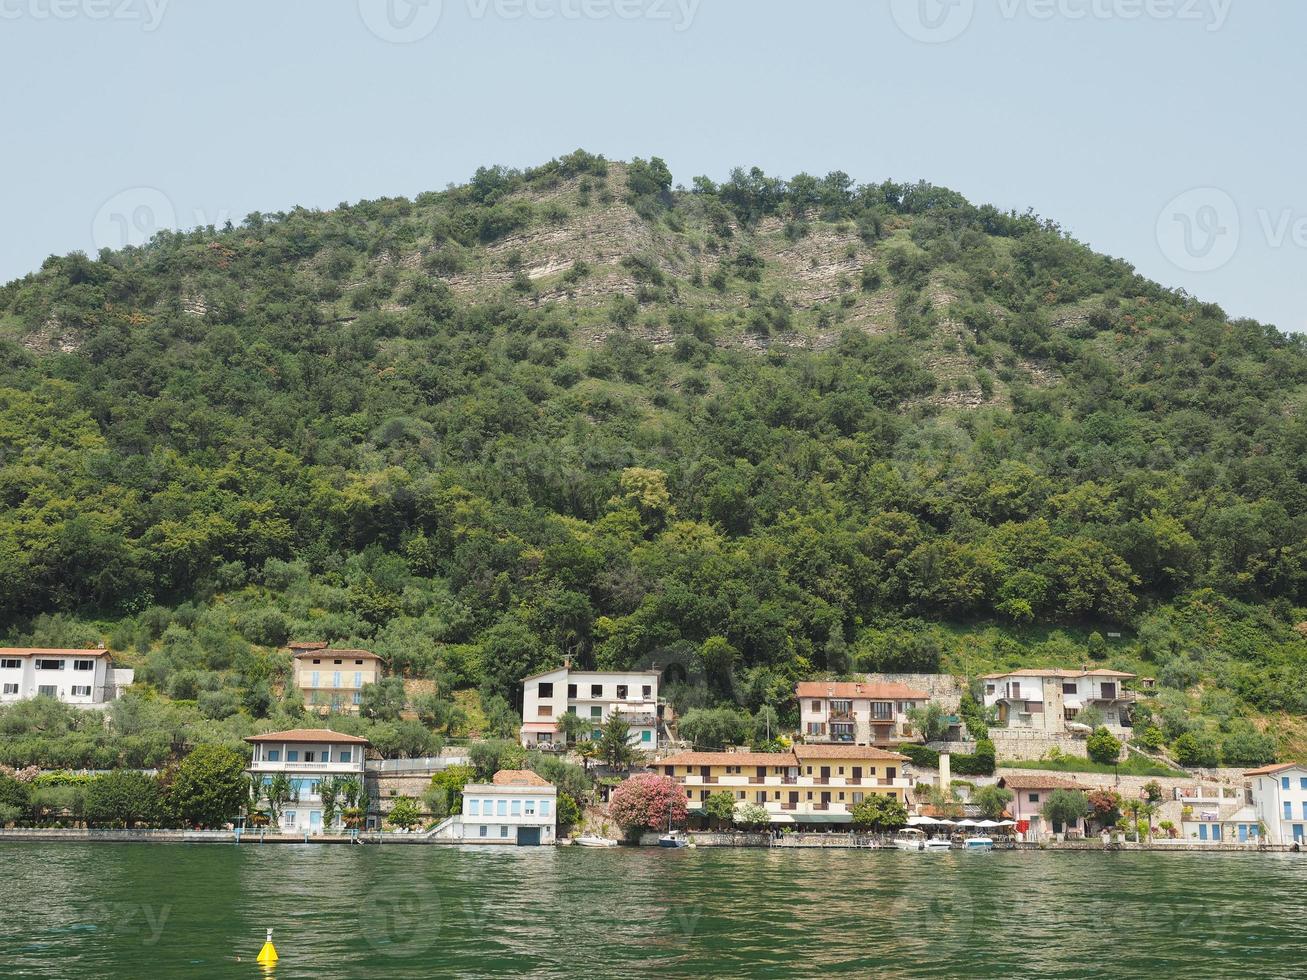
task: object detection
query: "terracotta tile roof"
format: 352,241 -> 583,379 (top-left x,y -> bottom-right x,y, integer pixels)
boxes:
796,680 -> 928,700
997,773 -> 1090,791
981,669 -> 1135,680
244,728 -> 370,745
292,648 -> 381,660
656,751 -> 798,768
0,648 -> 110,657
793,744 -> 910,761
288,641 -> 329,650
492,769 -> 551,786
1244,762 -> 1304,777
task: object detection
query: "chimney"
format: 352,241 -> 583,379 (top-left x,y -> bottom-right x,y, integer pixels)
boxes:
563,657 -> 572,670
938,752 -> 951,790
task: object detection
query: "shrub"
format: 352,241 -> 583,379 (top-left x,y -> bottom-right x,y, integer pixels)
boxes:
1086,727 -> 1123,765
609,774 -> 688,837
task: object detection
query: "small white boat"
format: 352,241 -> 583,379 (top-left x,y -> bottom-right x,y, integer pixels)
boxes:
574,834 -> 619,848
963,836 -> 995,851
658,830 -> 688,848
894,829 -> 951,851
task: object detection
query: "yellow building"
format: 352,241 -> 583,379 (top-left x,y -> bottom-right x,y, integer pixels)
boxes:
288,642 -> 383,715
654,745 -> 911,828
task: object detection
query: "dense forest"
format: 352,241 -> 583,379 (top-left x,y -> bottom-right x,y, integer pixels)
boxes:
1,150 -> 1304,766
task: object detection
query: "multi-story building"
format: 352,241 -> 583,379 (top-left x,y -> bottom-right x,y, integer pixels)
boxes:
436,769 -> 557,846
654,745 -> 911,828
519,664 -> 661,749
982,669 -> 1135,733
797,680 -> 929,746
0,647 -> 133,708
996,773 -> 1092,840
288,642 -> 383,715
1246,762 -> 1307,845
245,728 -> 369,834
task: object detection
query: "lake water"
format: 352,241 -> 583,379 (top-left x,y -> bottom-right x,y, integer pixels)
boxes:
1,843 -> 1304,978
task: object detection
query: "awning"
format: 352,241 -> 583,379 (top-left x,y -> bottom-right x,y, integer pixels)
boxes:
520,722 -> 559,733
768,814 -> 796,824
791,813 -> 853,825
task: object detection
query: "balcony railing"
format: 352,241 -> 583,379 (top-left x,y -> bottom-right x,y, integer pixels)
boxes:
250,760 -> 362,773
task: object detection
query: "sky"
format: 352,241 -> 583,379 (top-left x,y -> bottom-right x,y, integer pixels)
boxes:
1,0 -> 1303,333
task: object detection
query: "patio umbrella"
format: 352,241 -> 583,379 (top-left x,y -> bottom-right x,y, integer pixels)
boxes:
956,819 -> 979,828
908,816 -> 941,826
995,820 -> 1016,827
976,820 -> 1000,828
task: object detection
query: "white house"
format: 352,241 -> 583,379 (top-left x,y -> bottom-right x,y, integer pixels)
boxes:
1246,762 -> 1307,845
797,680 -> 929,746
245,729 -> 369,834
519,664 -> 661,749
0,648 -> 134,708
982,669 -> 1135,734
440,769 -> 557,846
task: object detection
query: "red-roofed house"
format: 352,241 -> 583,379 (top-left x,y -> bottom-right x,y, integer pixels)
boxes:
796,679 -> 929,746
0,648 -> 133,708
245,729 -> 369,834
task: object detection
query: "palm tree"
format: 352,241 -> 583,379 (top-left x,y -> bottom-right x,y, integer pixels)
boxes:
245,775 -> 266,827
265,773 -> 292,827
319,777 -> 341,833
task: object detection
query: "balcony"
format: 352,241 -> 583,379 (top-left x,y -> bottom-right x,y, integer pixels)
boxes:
249,760 -> 362,774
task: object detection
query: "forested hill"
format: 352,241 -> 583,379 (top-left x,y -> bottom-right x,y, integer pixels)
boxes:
2,150 -> 1306,760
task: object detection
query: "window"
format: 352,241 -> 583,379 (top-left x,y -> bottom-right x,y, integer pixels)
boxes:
591,684 -> 603,698
984,684 -> 995,695
469,800 -> 481,816
304,751 -> 316,763
37,685 -> 57,697
1300,778 -> 1307,790
352,692 -> 361,705
287,751 -> 299,762
267,750 -> 280,761
355,659 -> 363,666
525,800 -> 536,816
871,702 -> 893,721
334,659 -> 342,665
354,672 -> 362,689
497,800 -> 508,817
642,730 -> 652,743
71,686 -> 91,697
35,659 -> 64,671
1302,803 -> 1307,819
311,672 -> 320,687
284,811 -> 296,829
1064,708 -> 1080,721
1285,802 -> 1292,820
500,825 -> 509,838
339,751 -> 352,763
1028,793 -> 1039,803
540,799 -> 551,817
2,683 -> 17,695
0,659 -> 21,669
806,722 -> 826,735
537,706 -> 551,717
616,685 -> 628,699
642,685 -> 652,698
1282,777 -> 1291,790
831,700 -> 852,714
1062,683 -> 1078,695
74,660 -> 95,671
590,706 -> 602,718
511,799 -> 522,817
312,659 -> 321,665
567,684 -> 577,699
332,672 -> 341,688
811,700 -> 822,712
479,825 -> 488,838
539,682 -> 554,698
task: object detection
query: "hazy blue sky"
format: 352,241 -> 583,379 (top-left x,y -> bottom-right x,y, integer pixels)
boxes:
1,0 -> 1303,331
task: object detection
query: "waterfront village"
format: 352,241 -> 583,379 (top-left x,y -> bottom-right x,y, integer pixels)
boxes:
1,643 -> 1305,853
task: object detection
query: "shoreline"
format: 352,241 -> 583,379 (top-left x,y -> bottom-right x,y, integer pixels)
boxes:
1,828 -> 1302,854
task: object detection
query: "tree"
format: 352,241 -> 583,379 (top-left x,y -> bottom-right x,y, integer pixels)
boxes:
1220,724 -> 1277,767
423,764 -> 475,818
264,772 -> 292,825
360,677 -> 407,721
556,793 -> 582,833
734,801 -> 770,831
469,740 -> 526,780
1141,780 -> 1163,803
318,776 -> 342,831
167,744 -> 248,828
1086,727 -> 1122,765
1173,731 -> 1220,768
1086,788 -> 1123,828
1041,789 -> 1088,834
609,774 -> 688,836
557,710 -> 588,746
907,702 -> 950,742
386,795 -> 421,831
677,707 -> 750,750
596,716 -> 637,770
85,770 -> 162,828
704,790 -> 737,829
972,785 -> 1013,820
850,794 -> 909,832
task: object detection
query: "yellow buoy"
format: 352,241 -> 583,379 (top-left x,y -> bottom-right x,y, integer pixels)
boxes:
256,928 -> 278,965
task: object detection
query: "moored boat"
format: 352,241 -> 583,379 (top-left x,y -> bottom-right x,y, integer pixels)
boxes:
963,836 -> 994,851
658,830 -> 688,848
574,834 -> 619,848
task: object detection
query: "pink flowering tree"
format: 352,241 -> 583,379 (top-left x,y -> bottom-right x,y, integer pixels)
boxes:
609,774 -> 688,837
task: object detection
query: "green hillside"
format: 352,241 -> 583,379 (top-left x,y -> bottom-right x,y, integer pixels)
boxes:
1,150 -> 1305,766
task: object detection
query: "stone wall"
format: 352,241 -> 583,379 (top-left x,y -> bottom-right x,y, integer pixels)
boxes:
989,730 -> 1090,762
864,673 -> 964,712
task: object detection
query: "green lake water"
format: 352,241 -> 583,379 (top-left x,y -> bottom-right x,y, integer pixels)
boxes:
1,843 -> 1304,978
